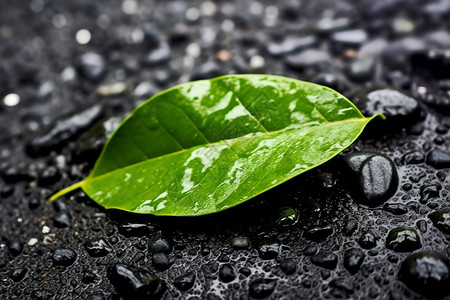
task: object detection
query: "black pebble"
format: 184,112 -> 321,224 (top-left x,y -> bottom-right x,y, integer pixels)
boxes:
149,236 -> 172,254
427,149 -> 450,169
399,251 -> 450,298
53,248 -> 77,266
107,263 -> 166,299
230,236 -> 250,250
53,212 -> 71,228
310,252 -> 338,270
257,240 -> 279,260
401,151 -> 425,165
29,197 -> 40,209
343,219 -> 358,236
219,264 -> 236,283
84,239 -> 112,257
152,252 -> 172,271
304,225 -> 333,241
26,105 -> 103,157
383,203 -> 408,215
364,89 -> 421,126
279,258 -> 296,275
358,154 -> 399,206
76,52 -> 107,82
429,208 -> 450,234
359,230 -> 378,249
344,248 -> 365,274
249,278 -> 277,299
174,271 -> 196,291
38,166 -> 61,186
0,185 -> 14,198
8,240 -> 23,256
386,228 -> 422,252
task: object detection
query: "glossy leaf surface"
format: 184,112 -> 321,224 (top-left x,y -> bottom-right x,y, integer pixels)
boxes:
51,75 -> 382,216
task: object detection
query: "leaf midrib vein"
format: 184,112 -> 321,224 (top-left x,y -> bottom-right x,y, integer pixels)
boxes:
82,117 -> 370,185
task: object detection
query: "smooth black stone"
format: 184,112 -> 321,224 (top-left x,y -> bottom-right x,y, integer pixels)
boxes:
143,42 -> 171,66
358,230 -> 378,249
152,253 -> 171,271
266,36 -> 317,56
84,239 -> 113,257
399,251 -> 450,298
29,197 -> 40,209
38,166 -> 61,186
331,29 -> 368,47
118,223 -> 150,238
344,248 -> 365,274
304,225 -> 333,241
35,81 -> 54,101
364,89 -> 421,125
173,271 -> 196,291
53,248 -> 77,266
401,151 -> 425,165
330,278 -> 354,297
0,185 -> 14,198
310,252 -> 338,270
230,236 -> 250,250
149,236 -> 172,254
257,240 -> 279,260
53,212 -> 71,228
27,105 -> 103,157
249,278 -> 277,299
285,49 -> 331,71
303,245 -> 319,256
82,271 -> 98,284
346,58 -> 375,82
311,72 -> 347,92
343,151 -> 376,175
343,219 -> 358,236
429,208 -> 450,234
386,70 -> 411,89
107,263 -> 166,298
279,258 -> 296,275
386,228 -> 422,252
427,149 -> 450,169
219,264 -> 236,283
382,37 -> 426,69
10,267 -> 27,282
276,207 -> 299,226
383,203 -> 408,215
76,52 -> 107,81
8,240 -> 23,256
190,61 -> 222,81
420,184 -> 441,203
417,219 -> 428,233
358,154 -> 398,206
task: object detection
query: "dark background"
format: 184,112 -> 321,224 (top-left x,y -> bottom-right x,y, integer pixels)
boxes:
1,0 -> 450,299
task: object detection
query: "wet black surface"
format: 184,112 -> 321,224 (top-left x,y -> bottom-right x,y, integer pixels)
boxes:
1,0 -> 450,299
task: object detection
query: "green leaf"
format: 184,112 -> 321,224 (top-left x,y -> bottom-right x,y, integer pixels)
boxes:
50,74 -> 383,216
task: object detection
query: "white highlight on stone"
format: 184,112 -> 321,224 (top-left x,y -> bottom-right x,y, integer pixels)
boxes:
76,29 -> 91,45
4,93 -> 20,106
